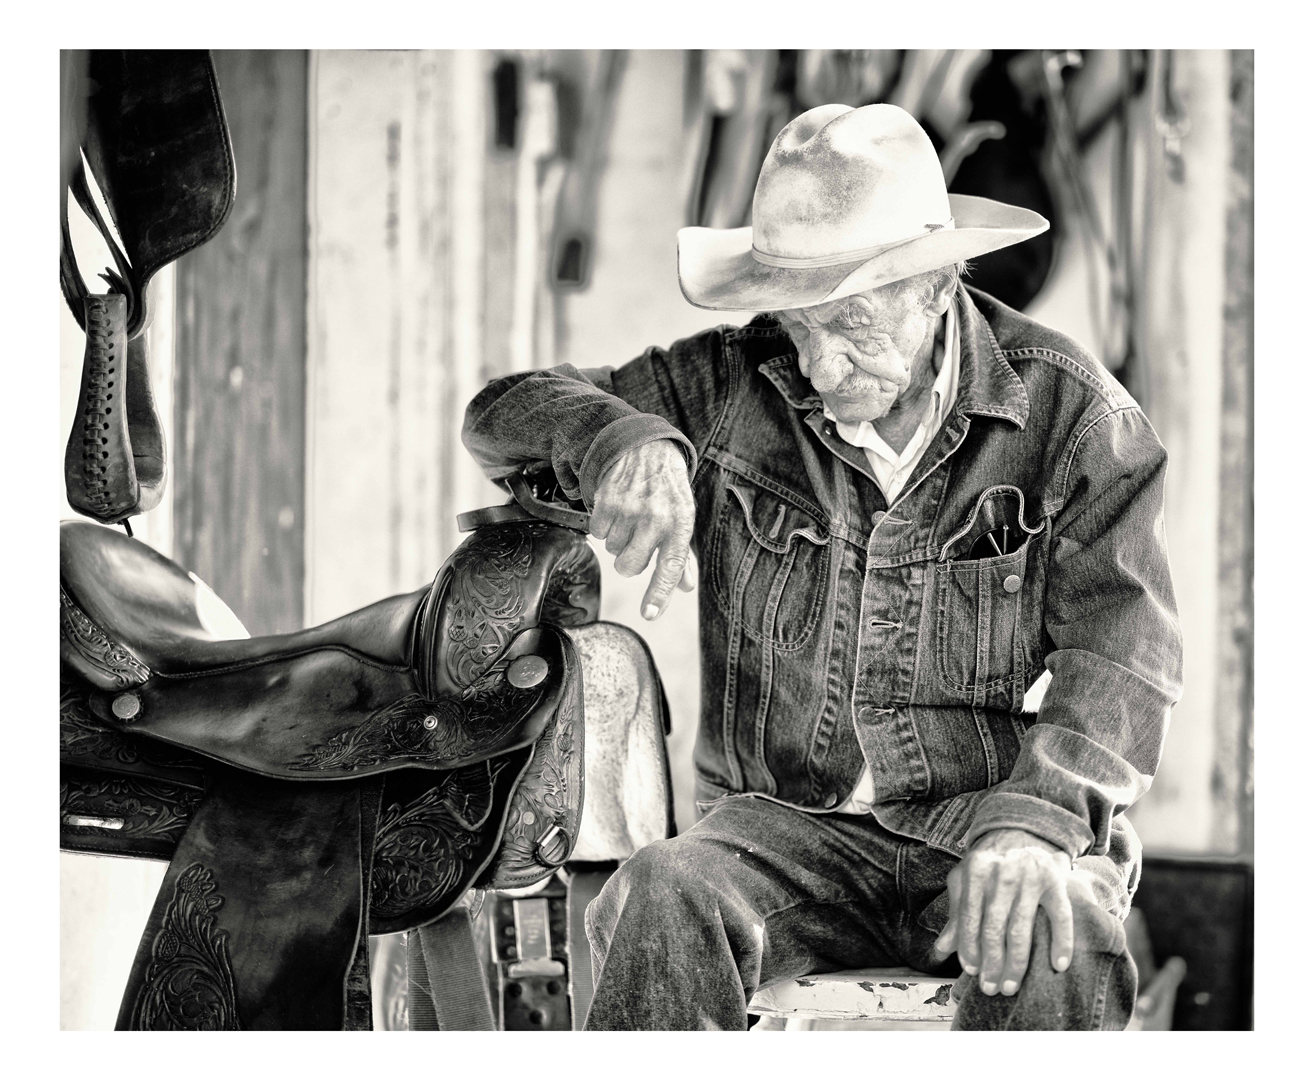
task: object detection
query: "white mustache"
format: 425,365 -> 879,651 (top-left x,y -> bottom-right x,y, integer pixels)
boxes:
803,339 -> 909,396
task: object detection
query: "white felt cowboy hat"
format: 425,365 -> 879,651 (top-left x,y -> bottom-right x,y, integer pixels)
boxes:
677,102 -> 1049,311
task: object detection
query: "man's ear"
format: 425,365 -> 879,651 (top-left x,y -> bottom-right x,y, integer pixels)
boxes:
922,268 -> 957,317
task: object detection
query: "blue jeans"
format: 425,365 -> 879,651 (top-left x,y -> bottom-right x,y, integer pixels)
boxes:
582,796 -> 1136,1030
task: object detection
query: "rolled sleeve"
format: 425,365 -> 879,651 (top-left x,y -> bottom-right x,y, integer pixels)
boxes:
462,327 -> 733,508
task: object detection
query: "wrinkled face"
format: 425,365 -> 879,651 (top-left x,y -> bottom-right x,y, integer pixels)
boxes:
776,277 -> 937,423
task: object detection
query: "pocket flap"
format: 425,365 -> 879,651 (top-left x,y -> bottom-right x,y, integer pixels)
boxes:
939,485 -> 1044,563
726,481 -> 828,554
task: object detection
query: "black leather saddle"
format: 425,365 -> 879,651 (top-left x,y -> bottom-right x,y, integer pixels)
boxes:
60,512 -> 605,1029
60,50 -> 235,525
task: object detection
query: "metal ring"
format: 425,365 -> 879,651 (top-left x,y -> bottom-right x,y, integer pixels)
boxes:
533,824 -> 571,869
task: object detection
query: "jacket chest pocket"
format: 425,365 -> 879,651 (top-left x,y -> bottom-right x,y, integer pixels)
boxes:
933,485 -> 1046,710
706,479 -> 830,649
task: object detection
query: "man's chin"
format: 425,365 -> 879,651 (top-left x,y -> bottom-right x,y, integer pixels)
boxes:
823,394 -> 895,424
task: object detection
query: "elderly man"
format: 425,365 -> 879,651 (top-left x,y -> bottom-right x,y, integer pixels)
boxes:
463,103 -> 1182,1031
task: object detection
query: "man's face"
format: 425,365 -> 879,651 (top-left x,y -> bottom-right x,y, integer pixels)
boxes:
776,277 -> 936,424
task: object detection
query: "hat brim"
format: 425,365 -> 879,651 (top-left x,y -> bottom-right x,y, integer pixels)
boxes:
677,194 -> 1049,311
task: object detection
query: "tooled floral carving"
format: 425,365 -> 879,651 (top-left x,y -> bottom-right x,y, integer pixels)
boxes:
61,684 -> 142,764
59,684 -> 198,770
129,863 -> 241,1030
542,538 -> 601,628
287,677 -> 548,774
61,773 -> 201,843
443,527 -> 541,687
494,676 -> 580,882
369,760 -> 512,920
59,587 -> 150,688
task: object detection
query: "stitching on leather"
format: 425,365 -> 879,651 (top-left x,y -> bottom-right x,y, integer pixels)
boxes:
79,298 -> 116,508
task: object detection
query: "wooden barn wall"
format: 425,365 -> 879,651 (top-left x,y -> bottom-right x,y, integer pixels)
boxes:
172,50 -> 309,636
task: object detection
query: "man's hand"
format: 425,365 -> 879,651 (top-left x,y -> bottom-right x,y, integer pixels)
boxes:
933,828 -> 1075,997
590,440 -> 696,620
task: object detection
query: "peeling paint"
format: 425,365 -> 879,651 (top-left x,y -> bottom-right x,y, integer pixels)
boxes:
857,981 -> 876,994
878,981 -> 909,990
795,978 -> 817,987
924,984 -> 954,1006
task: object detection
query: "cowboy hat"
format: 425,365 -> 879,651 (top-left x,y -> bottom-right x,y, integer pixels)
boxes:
677,102 -> 1049,311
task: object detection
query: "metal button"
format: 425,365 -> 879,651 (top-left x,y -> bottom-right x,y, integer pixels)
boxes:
871,511 -> 885,527
111,692 -> 141,721
507,655 -> 549,688
423,714 -> 439,730
823,792 -> 838,809
857,706 -> 875,722
1002,574 -> 1023,594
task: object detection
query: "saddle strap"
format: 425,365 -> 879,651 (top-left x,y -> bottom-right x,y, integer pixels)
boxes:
408,907 -> 497,1031
117,770 -> 384,1030
566,864 -> 615,1029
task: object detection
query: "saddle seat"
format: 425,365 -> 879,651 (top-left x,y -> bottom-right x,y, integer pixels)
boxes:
59,520 -> 580,782
60,519 -> 422,676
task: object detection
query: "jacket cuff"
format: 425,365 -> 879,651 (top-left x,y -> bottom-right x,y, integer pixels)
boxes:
964,792 -> 1096,862
577,414 -> 697,508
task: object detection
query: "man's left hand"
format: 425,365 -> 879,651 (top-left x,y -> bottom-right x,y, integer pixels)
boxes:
933,828 -> 1075,997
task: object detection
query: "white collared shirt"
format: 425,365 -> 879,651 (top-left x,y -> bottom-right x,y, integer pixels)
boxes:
823,301 -> 961,505
826,302 -> 961,814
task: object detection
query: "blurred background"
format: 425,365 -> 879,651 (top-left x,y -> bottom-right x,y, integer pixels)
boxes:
60,49 -> 1252,1029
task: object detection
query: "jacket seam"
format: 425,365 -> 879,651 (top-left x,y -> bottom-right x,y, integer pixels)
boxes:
703,447 -> 830,527
1057,404 -> 1141,519
692,329 -> 740,490
1000,346 -> 1128,406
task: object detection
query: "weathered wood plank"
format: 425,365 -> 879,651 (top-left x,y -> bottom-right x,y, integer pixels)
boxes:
748,967 -> 957,1022
1215,49 -> 1253,856
173,50 -> 308,635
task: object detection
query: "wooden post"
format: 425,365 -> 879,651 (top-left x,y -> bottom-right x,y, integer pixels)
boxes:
1127,50 -> 1231,852
173,50 -> 309,636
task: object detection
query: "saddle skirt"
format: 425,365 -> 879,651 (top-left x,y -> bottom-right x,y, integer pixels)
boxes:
59,515 -> 671,1029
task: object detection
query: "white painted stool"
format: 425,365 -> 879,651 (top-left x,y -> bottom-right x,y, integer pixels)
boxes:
749,968 -> 957,1030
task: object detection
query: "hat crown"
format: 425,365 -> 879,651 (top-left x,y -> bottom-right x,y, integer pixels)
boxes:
751,104 -> 952,263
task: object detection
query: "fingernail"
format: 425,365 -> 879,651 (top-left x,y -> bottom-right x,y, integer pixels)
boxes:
1055,955 -> 1070,972
981,981 -> 998,996
642,604 -> 659,620
1001,980 -> 1018,996
961,963 -> 978,976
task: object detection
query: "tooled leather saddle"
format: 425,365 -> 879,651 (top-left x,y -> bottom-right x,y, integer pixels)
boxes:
60,506 -> 624,1030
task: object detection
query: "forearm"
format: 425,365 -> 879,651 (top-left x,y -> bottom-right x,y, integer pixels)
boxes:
462,364 -> 696,508
462,328 -> 732,508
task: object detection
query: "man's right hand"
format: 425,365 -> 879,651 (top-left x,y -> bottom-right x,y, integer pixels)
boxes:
589,440 -> 696,620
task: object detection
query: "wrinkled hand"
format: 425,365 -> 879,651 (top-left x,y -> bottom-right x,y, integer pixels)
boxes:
590,440 -> 696,620
934,828 -> 1076,997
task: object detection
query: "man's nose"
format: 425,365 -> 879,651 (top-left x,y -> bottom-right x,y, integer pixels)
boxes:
803,335 -> 856,393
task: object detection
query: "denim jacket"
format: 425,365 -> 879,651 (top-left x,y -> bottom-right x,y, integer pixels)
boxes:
463,285 -> 1183,865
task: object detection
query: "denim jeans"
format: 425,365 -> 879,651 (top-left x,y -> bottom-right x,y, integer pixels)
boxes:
582,795 -> 1136,1031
